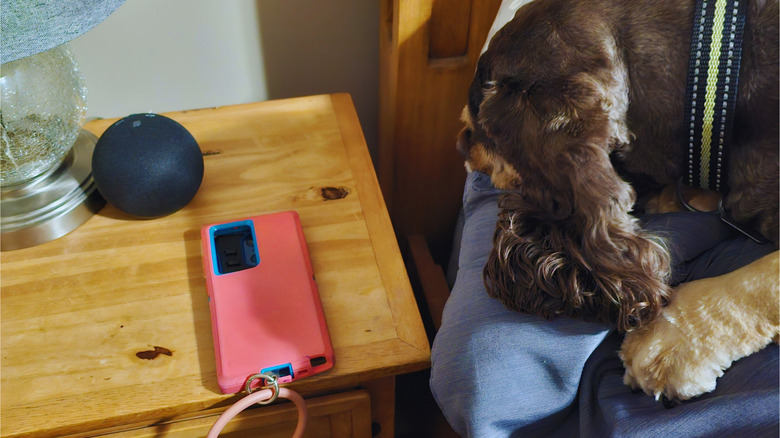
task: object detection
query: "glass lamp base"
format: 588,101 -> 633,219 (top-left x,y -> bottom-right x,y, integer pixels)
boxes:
1,129 -> 106,251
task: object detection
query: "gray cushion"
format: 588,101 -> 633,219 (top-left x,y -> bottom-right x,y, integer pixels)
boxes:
430,171 -> 778,437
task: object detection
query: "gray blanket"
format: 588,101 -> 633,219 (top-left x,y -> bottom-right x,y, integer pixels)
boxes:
430,171 -> 778,437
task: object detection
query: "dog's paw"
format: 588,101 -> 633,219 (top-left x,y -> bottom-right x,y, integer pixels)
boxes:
620,252 -> 780,403
619,316 -> 723,402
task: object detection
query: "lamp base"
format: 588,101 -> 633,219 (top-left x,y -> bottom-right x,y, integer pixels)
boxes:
1,129 -> 106,251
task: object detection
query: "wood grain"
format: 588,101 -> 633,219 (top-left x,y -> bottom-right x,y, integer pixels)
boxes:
82,390 -> 372,438
378,0 -> 502,263
1,95 -> 429,438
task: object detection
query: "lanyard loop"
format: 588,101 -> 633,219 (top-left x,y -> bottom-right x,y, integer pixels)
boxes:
207,374 -> 307,438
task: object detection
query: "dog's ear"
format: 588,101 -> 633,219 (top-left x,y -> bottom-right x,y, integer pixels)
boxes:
485,188 -> 672,331
480,70 -> 672,331
476,74 -> 619,224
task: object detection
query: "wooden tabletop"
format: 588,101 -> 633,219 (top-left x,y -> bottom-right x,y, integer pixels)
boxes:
1,94 -> 430,438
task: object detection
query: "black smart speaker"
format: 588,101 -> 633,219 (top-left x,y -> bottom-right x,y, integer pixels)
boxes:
92,113 -> 204,218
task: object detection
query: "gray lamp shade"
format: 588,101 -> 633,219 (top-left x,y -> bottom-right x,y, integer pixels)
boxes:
1,0 -> 125,63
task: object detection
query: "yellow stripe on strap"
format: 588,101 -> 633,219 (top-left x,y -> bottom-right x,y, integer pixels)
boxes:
700,0 -> 728,189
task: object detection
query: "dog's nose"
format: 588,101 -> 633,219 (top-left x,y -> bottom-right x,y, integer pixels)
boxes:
456,127 -> 473,158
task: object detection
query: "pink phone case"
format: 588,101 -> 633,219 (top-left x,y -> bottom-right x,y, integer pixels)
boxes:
201,211 -> 334,394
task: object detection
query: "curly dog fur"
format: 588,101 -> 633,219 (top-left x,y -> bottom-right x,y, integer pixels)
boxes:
459,0 -> 779,333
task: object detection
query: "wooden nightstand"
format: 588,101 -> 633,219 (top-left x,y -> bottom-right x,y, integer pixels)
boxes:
1,94 -> 430,438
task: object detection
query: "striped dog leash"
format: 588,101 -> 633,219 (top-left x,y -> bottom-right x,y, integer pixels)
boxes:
680,0 -> 767,243
683,0 -> 746,191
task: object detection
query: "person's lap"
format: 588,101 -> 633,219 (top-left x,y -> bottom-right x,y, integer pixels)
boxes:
430,171 -> 778,437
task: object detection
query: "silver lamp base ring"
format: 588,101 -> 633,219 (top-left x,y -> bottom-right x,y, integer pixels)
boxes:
1,129 -> 106,251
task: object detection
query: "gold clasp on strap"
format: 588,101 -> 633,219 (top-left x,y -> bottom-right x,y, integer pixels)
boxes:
244,373 -> 280,405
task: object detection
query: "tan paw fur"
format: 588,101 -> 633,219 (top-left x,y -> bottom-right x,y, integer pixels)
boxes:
620,251 -> 780,401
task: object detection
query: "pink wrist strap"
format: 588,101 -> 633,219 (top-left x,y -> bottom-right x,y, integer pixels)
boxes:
207,387 -> 307,438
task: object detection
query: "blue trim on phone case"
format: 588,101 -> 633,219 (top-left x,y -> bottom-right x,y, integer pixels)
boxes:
208,219 -> 260,275
261,363 -> 294,380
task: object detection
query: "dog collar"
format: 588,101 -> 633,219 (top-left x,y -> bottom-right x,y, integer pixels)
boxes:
683,0 -> 747,192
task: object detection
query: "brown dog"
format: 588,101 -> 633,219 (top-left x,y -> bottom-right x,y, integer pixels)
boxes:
458,0 -> 779,332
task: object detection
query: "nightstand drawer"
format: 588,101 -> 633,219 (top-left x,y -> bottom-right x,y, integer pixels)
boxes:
88,390 -> 371,438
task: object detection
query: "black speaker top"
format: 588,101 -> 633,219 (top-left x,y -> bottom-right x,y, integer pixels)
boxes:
92,113 -> 204,218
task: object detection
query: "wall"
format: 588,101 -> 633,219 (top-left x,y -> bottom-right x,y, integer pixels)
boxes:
69,0 -> 379,161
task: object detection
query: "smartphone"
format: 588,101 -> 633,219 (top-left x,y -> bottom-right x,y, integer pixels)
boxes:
201,211 -> 334,394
